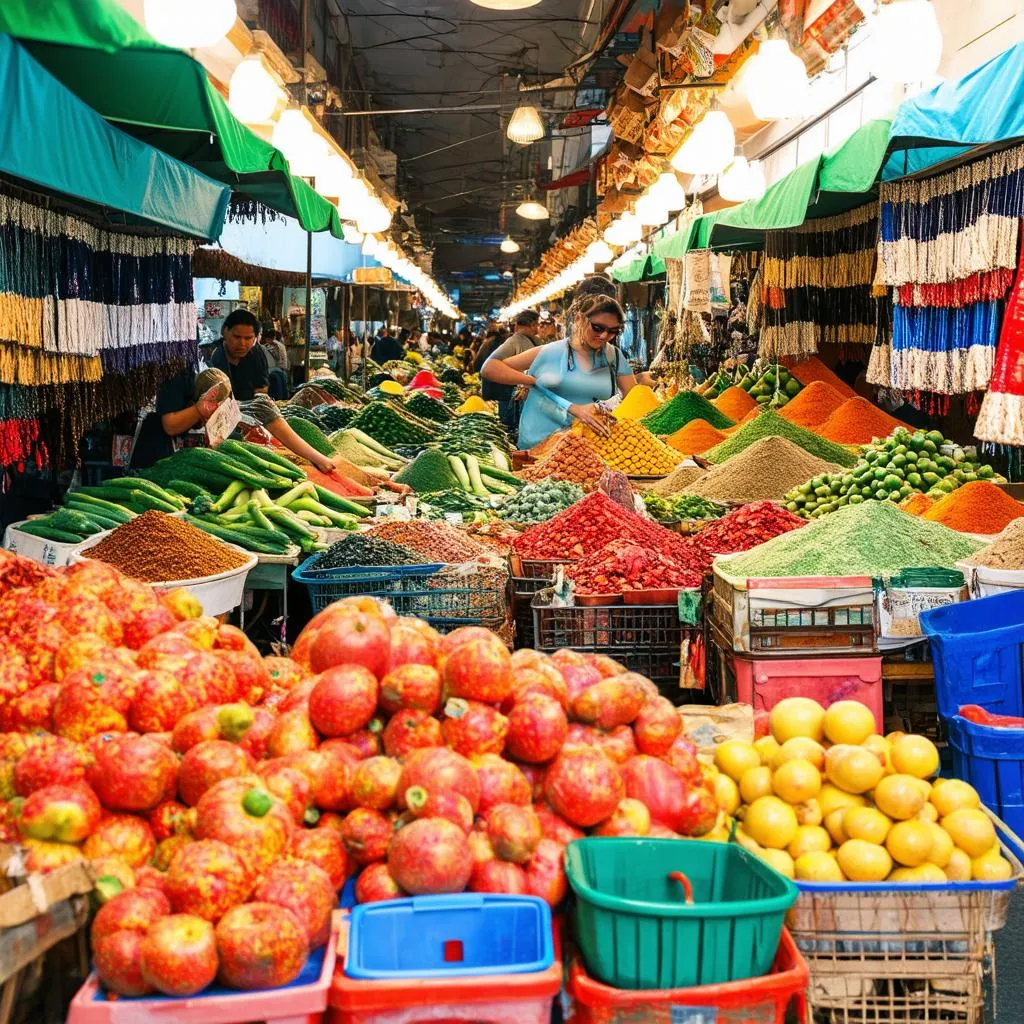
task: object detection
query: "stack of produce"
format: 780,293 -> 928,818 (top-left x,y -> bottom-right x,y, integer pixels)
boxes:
330,431 -> 407,472
683,437 -> 842,503
405,392 -> 454,423
417,491 -> 494,520
963,519 -> 1024,569
717,697 -> 1011,883
313,405 -> 359,432
778,381 -> 848,429
782,428 -> 1005,518
642,392 -> 734,435
642,493 -> 726,524
612,385 -> 660,421
718,500 -> 981,578
704,408 -> 858,468
922,481 -> 1024,534
703,364 -> 803,407
512,491 -> 697,569
392,450 -> 463,494
578,420 -> 684,476
782,355 -> 856,397
569,542 -> 701,596
349,402 -> 437,447
712,386 -> 757,421
644,463 -> 706,497
497,479 -> 584,525
664,419 -> 727,455
84,511 -> 249,582
366,520 -> 487,564
900,493 -> 934,516
690,502 -> 806,573
438,413 -> 514,465
521,433 -> 607,491
307,534 -> 427,570
281,413 -> 337,457
816,397 -> 908,446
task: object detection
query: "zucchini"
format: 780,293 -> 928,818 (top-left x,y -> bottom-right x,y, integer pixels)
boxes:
464,455 -> 491,498
250,489 -> 273,508
448,455 -> 473,493
64,504 -> 121,531
346,429 -> 405,464
479,463 -> 523,489
211,480 -> 247,514
275,481 -> 317,507
247,500 -> 277,534
264,506 -> 317,540
174,447 -> 291,490
64,492 -> 133,522
166,480 -> 214,501
185,515 -> 288,554
295,510 -> 333,526
49,509 -> 102,535
15,521 -> 84,543
311,485 -> 371,518
218,440 -> 304,481
122,490 -> 180,514
289,497 -> 359,529
92,476 -> 185,508
231,489 -> 252,509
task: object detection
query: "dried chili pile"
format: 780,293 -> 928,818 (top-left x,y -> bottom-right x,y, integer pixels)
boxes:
367,519 -> 486,563
689,501 -> 807,572
922,481 -> 1024,534
86,511 -> 249,582
569,542 -> 701,595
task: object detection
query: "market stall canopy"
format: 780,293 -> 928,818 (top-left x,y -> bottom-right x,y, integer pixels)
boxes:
0,33 -> 229,239
884,41 -> 1024,180
653,118 -> 892,262
611,253 -> 666,283
0,0 -> 344,239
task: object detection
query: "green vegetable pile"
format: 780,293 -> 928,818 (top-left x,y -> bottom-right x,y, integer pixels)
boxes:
310,534 -> 427,570
314,405 -> 358,432
703,361 -> 803,407
393,450 -> 464,494
349,402 -> 437,447
406,392 -> 454,423
642,492 -> 727,523
718,500 -> 981,579
439,412 -> 513,460
497,479 -> 584,525
641,391 -> 735,435
703,407 -> 857,468
419,491 -> 494,521
782,427 -> 1006,518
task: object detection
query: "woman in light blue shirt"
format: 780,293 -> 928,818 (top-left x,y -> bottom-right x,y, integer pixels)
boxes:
483,295 -> 636,450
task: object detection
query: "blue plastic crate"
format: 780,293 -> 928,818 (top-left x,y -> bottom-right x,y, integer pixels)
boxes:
947,714 -> 1024,840
920,589 -> 1024,720
293,555 -> 506,623
345,894 -> 553,980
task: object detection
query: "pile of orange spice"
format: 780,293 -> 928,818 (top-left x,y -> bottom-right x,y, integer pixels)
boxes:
817,397 -> 908,445
922,481 -> 1024,534
899,492 -> 934,517
782,355 -> 857,398
713,386 -> 757,422
665,419 -> 728,455
779,381 -> 847,429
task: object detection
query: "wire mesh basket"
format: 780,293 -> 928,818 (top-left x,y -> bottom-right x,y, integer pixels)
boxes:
511,575 -> 549,649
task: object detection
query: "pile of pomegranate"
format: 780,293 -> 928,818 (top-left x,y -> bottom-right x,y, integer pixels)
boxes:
0,555 -> 720,998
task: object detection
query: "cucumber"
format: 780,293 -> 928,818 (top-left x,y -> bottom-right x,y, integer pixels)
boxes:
211,480 -> 247,514
185,515 -> 289,554
217,439 -> 305,482
311,485 -> 371,518
464,455 -> 491,498
15,520 -> 85,543
247,500 -> 277,534
122,490 -> 180,514
64,492 -> 133,522
92,476 -> 186,508
166,480 -> 214,501
448,455 -> 472,493
264,506 -> 317,540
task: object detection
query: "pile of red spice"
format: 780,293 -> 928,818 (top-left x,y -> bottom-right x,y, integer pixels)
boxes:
512,492 -> 696,567
922,481 -> 1024,534
569,542 -> 701,595
688,500 -> 807,572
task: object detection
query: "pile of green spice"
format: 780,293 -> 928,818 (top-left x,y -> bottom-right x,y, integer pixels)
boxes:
703,407 -> 857,468
393,449 -> 462,493
717,500 -> 981,579
310,534 -> 428,570
641,391 -> 735,435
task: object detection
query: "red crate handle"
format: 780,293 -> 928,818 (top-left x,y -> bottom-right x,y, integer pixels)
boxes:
668,870 -> 694,904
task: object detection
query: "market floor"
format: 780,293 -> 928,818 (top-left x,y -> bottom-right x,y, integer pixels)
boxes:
993,898 -> 1024,1021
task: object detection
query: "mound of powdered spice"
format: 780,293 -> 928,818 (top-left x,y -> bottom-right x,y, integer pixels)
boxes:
816,397 -> 908,446
782,355 -> 857,398
778,381 -> 847,429
86,510 -> 248,582
703,407 -> 857,468
522,433 -> 608,490
665,419 -> 728,455
644,463 -> 706,498
922,481 -> 1024,535
641,391 -> 735,435
963,519 -> 1024,569
683,436 -> 842,502
713,386 -> 758,421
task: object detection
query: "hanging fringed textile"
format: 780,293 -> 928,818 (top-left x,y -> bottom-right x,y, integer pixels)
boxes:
975,227 -> 1024,445
758,203 -> 879,360
868,145 -> 1024,395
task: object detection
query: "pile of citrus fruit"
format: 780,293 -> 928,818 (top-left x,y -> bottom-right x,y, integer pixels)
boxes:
705,697 -> 1012,884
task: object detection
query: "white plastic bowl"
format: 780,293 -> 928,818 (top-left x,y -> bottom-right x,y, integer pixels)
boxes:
956,559 -> 1024,599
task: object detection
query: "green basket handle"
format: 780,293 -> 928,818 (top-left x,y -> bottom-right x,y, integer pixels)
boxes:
668,870 -> 695,904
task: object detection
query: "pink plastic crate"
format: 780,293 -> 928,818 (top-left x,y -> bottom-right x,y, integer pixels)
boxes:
66,914 -> 340,1024
734,654 -> 883,724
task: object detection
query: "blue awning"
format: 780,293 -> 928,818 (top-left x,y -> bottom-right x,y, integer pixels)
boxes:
0,33 -> 229,239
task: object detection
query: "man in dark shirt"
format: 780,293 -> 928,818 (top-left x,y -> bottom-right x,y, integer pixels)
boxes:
482,310 -> 540,428
208,310 -> 269,400
371,326 -> 405,365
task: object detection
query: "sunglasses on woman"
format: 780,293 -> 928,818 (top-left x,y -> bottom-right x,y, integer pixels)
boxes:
589,320 -> 622,339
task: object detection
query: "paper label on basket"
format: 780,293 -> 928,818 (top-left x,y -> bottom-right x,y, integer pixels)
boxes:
205,396 -> 241,447
669,1007 -> 718,1023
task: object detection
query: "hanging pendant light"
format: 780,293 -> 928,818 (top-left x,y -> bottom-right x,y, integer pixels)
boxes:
507,103 -> 545,145
670,109 -> 736,176
228,56 -> 283,124
516,199 -> 549,220
144,0 -> 237,49
718,154 -> 766,202
868,0 -> 943,82
500,236 -> 521,254
652,172 -> 686,212
357,199 -> 393,235
741,40 -> 811,121
618,212 -> 643,245
317,153 -> 354,202
586,240 -> 615,265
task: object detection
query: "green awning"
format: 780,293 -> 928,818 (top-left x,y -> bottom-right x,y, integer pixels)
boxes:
0,33 -> 229,238
611,255 -> 651,283
0,0 -> 344,238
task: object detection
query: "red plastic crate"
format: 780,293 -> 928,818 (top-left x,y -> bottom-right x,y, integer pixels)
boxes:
66,914 -> 340,1024
567,928 -> 809,1024
734,654 -> 883,725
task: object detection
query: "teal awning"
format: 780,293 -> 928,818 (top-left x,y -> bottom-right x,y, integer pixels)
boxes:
0,0 -> 344,238
884,41 -> 1024,180
611,252 -> 665,283
0,34 -> 229,239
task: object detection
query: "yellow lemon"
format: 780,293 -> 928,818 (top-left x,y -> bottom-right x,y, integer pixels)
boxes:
770,698 -> 826,744
924,822 -> 953,868
825,808 -> 849,846
971,851 -> 1013,881
744,796 -> 799,850
892,863 -> 947,883
818,783 -> 866,817
713,774 -> 740,815
823,701 -> 876,746
916,802 -> 938,823
772,759 -> 822,805
757,848 -> 795,879
941,808 -> 996,858
795,799 -> 823,827
862,734 -> 892,772
886,820 -> 934,867
930,779 -> 981,817
837,839 -> 893,882
843,806 -> 891,845
890,735 -> 940,779
824,745 -> 885,794
714,740 -> 761,782
753,735 -> 781,766
946,848 -> 972,880
739,765 -> 773,804
788,825 -> 831,859
772,737 -> 826,772
873,774 -> 926,820
794,850 -> 845,882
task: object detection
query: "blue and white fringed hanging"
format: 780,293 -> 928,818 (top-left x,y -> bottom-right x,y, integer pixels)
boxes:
868,144 -> 1024,396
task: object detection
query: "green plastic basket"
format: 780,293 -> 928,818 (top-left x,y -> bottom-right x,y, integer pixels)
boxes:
565,838 -> 798,990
